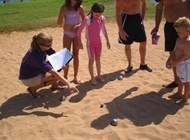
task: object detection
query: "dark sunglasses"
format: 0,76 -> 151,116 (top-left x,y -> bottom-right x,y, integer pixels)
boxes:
42,43 -> 52,48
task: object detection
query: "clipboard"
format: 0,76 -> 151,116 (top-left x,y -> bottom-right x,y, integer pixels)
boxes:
47,48 -> 73,71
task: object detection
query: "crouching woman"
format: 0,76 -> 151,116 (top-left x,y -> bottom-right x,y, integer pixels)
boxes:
19,32 -> 78,98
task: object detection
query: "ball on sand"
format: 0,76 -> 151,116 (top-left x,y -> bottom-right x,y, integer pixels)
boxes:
60,96 -> 66,101
117,75 -> 123,80
110,119 -> 118,126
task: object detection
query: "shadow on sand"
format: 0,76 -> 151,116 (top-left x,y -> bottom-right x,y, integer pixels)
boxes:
91,86 -> 181,129
69,68 -> 141,103
0,88 -> 70,120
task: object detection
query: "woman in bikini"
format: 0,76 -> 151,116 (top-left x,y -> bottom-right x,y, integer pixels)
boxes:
57,0 -> 85,84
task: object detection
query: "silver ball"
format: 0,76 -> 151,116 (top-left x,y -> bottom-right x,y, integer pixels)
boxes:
110,119 -> 118,126
117,75 -> 123,80
60,96 -> 66,101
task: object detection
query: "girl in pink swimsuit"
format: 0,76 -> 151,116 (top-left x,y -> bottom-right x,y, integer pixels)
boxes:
77,3 -> 111,85
57,0 -> 85,84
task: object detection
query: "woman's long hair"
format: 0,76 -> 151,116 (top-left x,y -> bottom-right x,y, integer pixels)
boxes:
31,32 -> 53,51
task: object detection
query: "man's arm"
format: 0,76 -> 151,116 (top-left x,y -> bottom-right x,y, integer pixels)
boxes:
141,0 -> 146,20
115,0 -> 123,31
115,0 -> 128,39
151,0 -> 163,34
155,1 -> 163,30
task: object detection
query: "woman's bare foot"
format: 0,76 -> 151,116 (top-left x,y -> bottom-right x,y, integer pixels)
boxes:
50,82 -> 65,91
27,87 -> 39,99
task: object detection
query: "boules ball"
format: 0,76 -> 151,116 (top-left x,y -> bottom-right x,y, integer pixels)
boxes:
117,75 -> 123,80
60,96 -> 66,101
110,119 -> 118,126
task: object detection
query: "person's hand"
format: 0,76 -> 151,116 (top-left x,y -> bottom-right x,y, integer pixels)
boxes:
73,24 -> 80,32
151,27 -> 159,35
67,83 -> 79,93
119,29 -> 128,40
166,60 -> 173,69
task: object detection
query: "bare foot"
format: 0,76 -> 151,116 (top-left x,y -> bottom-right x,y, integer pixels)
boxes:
91,78 -> 97,86
27,88 -> 39,99
72,78 -> 83,84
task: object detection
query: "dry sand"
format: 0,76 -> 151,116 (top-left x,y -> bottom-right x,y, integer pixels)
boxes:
0,20 -> 190,140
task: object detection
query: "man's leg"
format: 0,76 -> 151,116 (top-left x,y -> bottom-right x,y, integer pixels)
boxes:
139,42 -> 152,72
124,44 -> 133,73
139,41 -> 146,65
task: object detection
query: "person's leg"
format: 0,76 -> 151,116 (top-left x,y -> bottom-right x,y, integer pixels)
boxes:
95,56 -> 104,83
72,37 -> 81,83
177,82 -> 189,106
28,75 -> 58,98
125,44 -> 132,66
168,76 -> 183,100
171,50 -> 178,85
89,58 -> 97,85
138,41 -> 152,72
124,44 -> 133,73
183,82 -> 190,101
63,35 -> 72,79
96,56 -> 101,77
139,41 -> 146,65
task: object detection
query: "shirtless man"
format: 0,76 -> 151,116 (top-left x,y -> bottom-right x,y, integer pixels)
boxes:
151,0 -> 190,89
116,0 -> 152,73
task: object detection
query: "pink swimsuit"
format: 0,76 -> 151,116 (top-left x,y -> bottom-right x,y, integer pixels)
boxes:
64,10 -> 80,38
77,14 -> 106,58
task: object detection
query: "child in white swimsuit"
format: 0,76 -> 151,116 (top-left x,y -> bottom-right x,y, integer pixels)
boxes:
57,0 -> 85,84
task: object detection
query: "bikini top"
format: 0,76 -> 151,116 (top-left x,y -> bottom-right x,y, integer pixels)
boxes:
65,10 -> 80,26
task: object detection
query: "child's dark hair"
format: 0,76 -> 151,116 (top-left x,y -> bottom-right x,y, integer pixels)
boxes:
91,3 -> 105,13
89,3 -> 105,23
64,0 -> 83,11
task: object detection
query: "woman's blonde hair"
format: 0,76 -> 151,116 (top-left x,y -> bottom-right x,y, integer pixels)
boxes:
31,32 -> 53,51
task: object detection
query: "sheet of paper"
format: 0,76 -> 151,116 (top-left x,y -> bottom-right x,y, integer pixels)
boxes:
47,48 -> 73,71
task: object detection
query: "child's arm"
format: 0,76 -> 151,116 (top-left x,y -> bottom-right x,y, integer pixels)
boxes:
103,30 -> 111,49
102,19 -> 111,49
76,18 -> 88,49
79,6 -> 85,21
171,41 -> 190,67
57,6 -> 65,26
73,6 -> 85,32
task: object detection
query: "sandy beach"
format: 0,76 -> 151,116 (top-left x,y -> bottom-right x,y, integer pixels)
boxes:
0,20 -> 190,140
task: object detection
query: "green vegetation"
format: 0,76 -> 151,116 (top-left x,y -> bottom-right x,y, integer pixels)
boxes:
0,0 -> 155,33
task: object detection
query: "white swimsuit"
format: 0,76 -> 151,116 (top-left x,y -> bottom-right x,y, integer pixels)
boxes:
176,58 -> 190,83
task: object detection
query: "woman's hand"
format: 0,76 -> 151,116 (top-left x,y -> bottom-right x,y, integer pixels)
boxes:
67,83 -> 79,93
